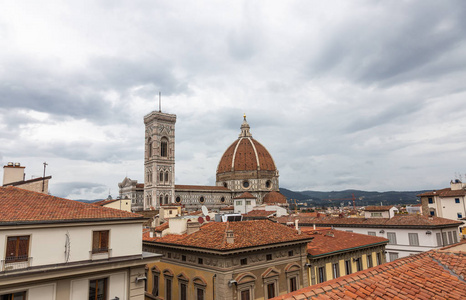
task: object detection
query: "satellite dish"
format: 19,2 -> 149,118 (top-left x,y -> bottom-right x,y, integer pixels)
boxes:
205,215 -> 211,221
201,205 -> 209,216
198,217 -> 205,224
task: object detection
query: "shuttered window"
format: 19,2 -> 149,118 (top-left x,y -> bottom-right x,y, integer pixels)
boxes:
5,236 -> 30,262
92,231 -> 109,253
408,233 -> 419,246
387,232 -> 397,244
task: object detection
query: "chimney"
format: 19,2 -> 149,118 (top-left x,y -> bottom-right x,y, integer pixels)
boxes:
226,229 -> 234,244
313,224 -> 316,230
187,221 -> 201,235
149,227 -> 155,238
3,162 -> 26,186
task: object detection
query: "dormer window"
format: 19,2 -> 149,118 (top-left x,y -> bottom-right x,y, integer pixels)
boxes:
161,138 -> 168,157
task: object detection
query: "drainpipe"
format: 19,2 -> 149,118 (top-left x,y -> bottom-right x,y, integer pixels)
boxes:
212,274 -> 216,300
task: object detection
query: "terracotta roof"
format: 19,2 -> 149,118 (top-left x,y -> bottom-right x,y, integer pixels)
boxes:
277,214 -> 463,228
417,187 -> 466,197
234,192 -> 256,199
302,228 -> 388,256
136,183 -> 144,188
154,221 -> 169,232
220,206 -> 234,211
263,191 -> 287,204
273,249 -> 466,300
93,199 -> 119,206
364,205 -> 393,211
175,185 -> 230,191
0,186 -> 143,224
243,210 -> 276,217
143,220 -> 313,251
217,137 -> 276,174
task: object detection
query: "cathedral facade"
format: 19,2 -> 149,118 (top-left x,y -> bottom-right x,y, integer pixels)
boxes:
123,109 -> 284,212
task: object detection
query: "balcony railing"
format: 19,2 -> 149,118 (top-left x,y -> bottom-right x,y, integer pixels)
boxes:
1,257 -> 32,272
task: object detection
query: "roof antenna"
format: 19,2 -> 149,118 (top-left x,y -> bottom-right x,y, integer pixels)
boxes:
159,91 -> 161,112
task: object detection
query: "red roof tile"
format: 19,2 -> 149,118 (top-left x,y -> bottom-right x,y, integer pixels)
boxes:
143,220 -> 313,251
417,188 -> 466,197
273,249 -> 466,300
93,199 -> 119,206
0,186 -> 143,224
243,210 -> 276,217
234,192 -> 256,199
364,206 -> 393,211
303,228 -> 388,256
263,191 -> 287,204
277,214 -> 462,228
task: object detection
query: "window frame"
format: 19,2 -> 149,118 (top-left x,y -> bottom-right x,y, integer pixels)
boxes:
318,266 -> 326,283
408,233 -> 419,246
455,198 -> 460,204
5,235 -> 30,263
0,291 -> 27,300
345,259 -> 352,275
387,232 -> 397,245
161,138 -> 168,157
332,262 -> 340,279
367,254 -> 373,268
92,230 -> 109,254
89,278 -> 107,300
428,197 -> 434,204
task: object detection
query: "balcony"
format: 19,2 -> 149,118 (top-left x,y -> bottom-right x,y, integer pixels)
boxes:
1,257 -> 32,272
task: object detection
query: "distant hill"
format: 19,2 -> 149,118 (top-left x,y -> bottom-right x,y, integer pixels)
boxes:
280,188 -> 429,206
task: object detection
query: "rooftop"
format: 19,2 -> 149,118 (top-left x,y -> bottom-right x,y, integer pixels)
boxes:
234,191 -> 256,199
143,220 -> 313,251
0,186 -> 143,224
364,205 -> 393,211
273,240 -> 466,300
303,228 -> 388,257
418,187 -> 466,197
277,214 -> 463,228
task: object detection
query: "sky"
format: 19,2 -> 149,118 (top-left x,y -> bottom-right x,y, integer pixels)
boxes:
1,1 -> 466,200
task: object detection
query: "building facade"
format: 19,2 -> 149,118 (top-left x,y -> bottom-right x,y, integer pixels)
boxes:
143,220 -> 313,300
0,186 -> 159,300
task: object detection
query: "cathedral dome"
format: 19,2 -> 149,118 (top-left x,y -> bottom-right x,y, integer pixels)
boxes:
216,116 -> 277,181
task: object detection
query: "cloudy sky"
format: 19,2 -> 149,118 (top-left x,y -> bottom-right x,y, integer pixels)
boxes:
1,1 -> 466,200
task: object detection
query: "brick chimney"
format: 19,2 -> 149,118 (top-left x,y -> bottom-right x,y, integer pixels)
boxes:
3,162 -> 25,186
226,229 -> 234,244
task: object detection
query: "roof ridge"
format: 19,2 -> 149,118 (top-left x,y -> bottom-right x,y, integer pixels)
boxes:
429,251 -> 466,283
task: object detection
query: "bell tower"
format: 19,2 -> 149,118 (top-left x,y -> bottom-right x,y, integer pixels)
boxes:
143,110 -> 176,209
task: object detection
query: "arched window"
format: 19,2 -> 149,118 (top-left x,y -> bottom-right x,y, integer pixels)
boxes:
160,171 -> 164,183
165,171 -> 169,182
148,138 -> 153,157
164,195 -> 169,204
159,195 -> 163,205
161,137 -> 168,157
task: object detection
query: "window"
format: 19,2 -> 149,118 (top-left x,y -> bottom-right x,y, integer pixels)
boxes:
165,278 -> 172,300
180,282 -> 187,300
92,231 -> 109,253
240,258 -> 247,265
436,233 -> 442,246
196,288 -> 205,300
243,181 -> 249,188
5,236 -> 29,263
148,138 -> 153,157
345,260 -> 352,275
430,210 -> 435,216
458,213 -> 463,219
240,290 -> 251,300
367,231 -> 376,236
408,233 -> 419,246
387,232 -> 397,245
266,254 -> 272,261
89,278 -> 107,300
165,172 -> 169,182
448,231 -> 453,245
221,197 -> 225,202
388,252 -> 399,262
246,200 -> 251,205
175,196 -> 181,203
266,282 -> 276,299
367,254 -> 373,268
371,212 -> 382,217
198,258 -> 203,264
164,195 -> 169,204
428,197 -> 433,204
160,171 -> 164,182
152,273 -> 159,297
161,138 -> 168,157
236,201 -> 242,206
289,276 -> 297,292
199,196 -> 205,203
318,266 -> 326,283
453,232 -> 458,243
266,180 -> 271,188
159,195 -> 163,205
455,198 -> 460,203
0,291 -> 26,300
332,262 -> 340,279
355,258 -> 363,271
376,253 -> 382,265
442,232 -> 448,246
182,255 -> 186,261
288,250 -> 293,256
